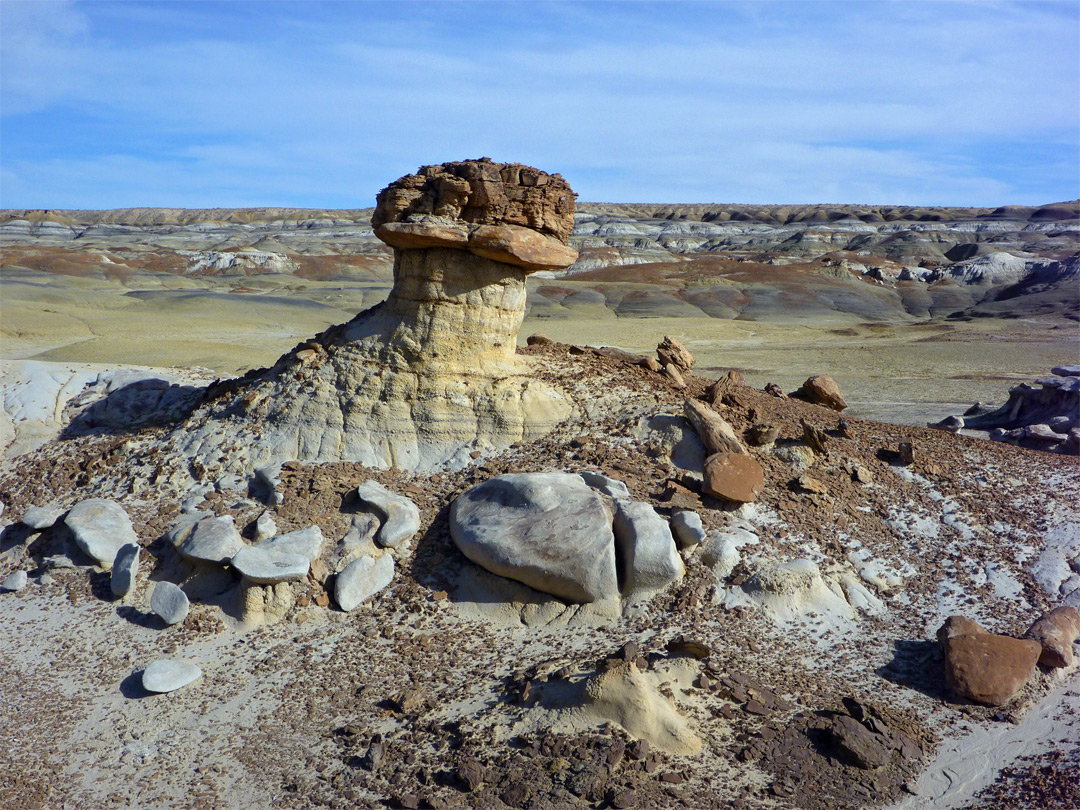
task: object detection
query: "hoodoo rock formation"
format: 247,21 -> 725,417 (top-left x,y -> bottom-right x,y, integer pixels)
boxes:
177,159 -> 579,473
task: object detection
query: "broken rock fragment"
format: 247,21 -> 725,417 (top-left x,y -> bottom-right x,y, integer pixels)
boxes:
1024,606 -> 1080,668
798,375 -> 847,411
702,453 -> 764,503
63,498 -> 138,569
937,616 -> 1041,706
355,481 -> 421,548
657,336 -> 694,371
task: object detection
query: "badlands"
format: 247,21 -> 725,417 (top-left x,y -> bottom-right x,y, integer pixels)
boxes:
0,159 -> 1078,810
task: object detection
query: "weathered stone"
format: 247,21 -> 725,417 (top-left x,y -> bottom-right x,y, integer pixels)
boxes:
64,499 -> 137,568
670,510 -> 706,549
703,453 -> 765,503
930,415 -> 965,432
940,625 -> 1041,706
468,223 -> 579,271
747,424 -> 780,446
334,554 -> 394,611
253,511 -> 277,542
142,659 -> 202,693
801,419 -> 829,454
657,336 -> 694,371
663,364 -> 685,387
450,472 -> 618,603
642,357 -> 662,373
258,525 -> 323,561
2,570 -> 27,592
526,333 -> 554,346
580,471 -> 632,499
150,581 -> 189,625
21,505 -> 64,531
375,218 -> 469,251
231,545 -> 310,585
1024,606 -> 1080,668
823,714 -> 892,769
683,399 -> 747,455
794,475 -> 828,495
898,442 -> 916,466
799,375 -> 847,411
936,615 -> 987,646
613,499 -> 684,599
177,516 -> 243,564
110,543 -> 140,598
355,481 -> 421,548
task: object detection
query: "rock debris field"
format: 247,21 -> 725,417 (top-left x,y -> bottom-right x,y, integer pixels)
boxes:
1,161 -> 1078,810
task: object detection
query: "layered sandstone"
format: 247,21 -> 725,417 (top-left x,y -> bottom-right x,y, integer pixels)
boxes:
176,160 -> 579,473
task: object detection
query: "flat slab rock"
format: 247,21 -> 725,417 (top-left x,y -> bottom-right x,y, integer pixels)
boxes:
450,472 -> 618,603
21,505 -> 65,531
64,498 -> 138,568
150,581 -> 189,625
142,659 -> 202,693
177,516 -> 243,564
231,544 -> 310,585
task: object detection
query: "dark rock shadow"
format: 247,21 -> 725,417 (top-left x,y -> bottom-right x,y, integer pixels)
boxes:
0,523 -> 34,555
59,378 -> 205,440
119,671 -> 154,699
875,638 -> 949,701
116,604 -> 167,629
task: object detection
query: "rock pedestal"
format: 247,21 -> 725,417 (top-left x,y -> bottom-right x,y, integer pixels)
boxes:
179,159 -> 578,473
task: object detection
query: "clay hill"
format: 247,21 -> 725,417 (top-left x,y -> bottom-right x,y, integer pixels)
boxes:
1,161 -> 1078,810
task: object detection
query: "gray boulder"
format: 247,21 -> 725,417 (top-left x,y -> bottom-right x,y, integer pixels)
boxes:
177,516 -> 242,564
613,500 -> 684,599
110,543 -> 140,597
150,581 -> 189,625
670,510 -> 706,549
2,570 -> 27,592
230,545 -> 309,585
450,472 -> 618,603
334,553 -> 395,611
142,659 -> 202,693
580,471 -> 632,499
355,481 -> 421,548
22,505 -> 65,531
254,511 -> 277,542
258,525 -> 323,561
64,499 -> 138,568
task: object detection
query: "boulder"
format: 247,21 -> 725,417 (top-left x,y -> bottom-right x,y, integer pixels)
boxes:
253,511 -> 277,542
930,415 -> 965,432
683,399 -> 747,455
110,543 -> 140,598
150,581 -> 189,625
663,364 -> 685,387
2,570 -> 27,592
703,453 -> 765,503
670,510 -> 706,549
938,619 -> 1041,706
258,525 -> 324,561
335,554 -> 394,611
1024,606 -> 1080,668
230,545 -> 309,585
450,472 -> 618,603
798,375 -> 847,411
64,499 -> 138,568
936,615 -> 986,645
142,660 -> 202,693
657,336 -> 694,371
177,516 -> 243,564
613,500 -> 684,599
355,482 -> 421,548
579,471 -> 632,499
21,505 -> 64,531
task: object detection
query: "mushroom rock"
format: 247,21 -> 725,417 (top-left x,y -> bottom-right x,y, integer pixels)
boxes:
177,159 -> 578,473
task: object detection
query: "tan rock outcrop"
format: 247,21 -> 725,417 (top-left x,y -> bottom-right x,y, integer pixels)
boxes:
175,160 -> 579,474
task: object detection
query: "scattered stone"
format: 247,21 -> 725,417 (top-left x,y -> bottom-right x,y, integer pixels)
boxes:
801,419 -> 829,454
526,333 -> 554,346
938,616 -> 1041,706
110,543 -> 140,598
683,399 -> 747,455
898,442 -> 916,466
663,364 -> 686,387
937,615 -> 987,644
177,516 -> 243,564
747,424 -> 780,446
821,714 -> 892,769
253,511 -> 277,542
702,452 -> 764,503
657,336 -> 694,371
2,570 -> 28,592
142,659 -> 202,693
846,460 -> 874,485
231,545 -> 310,585
21,505 -> 64,531
613,499 -> 684,599
1052,364 -> 1080,377
798,375 -> 847,411
764,382 -> 787,398
793,475 -> 829,495
642,357 -> 662,373
334,554 -> 394,611
1024,606 -> 1080,668
930,415 -> 965,432
670,510 -> 706,549
150,581 -> 190,625
355,481 -> 421,548
64,499 -> 138,569
450,472 -> 618,603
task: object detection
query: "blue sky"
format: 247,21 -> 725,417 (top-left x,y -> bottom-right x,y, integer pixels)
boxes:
1,0 -> 1077,208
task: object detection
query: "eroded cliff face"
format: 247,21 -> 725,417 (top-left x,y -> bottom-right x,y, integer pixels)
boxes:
174,160 -> 580,474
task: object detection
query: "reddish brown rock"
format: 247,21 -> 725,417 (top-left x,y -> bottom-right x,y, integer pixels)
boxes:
663,364 -> 686,387
1025,606 -> 1080,668
703,452 -> 765,503
936,615 -> 987,646
683,399 -> 748,455
941,629 -> 1041,706
799,375 -> 848,411
468,223 -> 579,271
374,219 -> 469,250
657,336 -> 695,371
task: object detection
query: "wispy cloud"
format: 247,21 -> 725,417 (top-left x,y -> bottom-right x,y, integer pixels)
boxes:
1,0 -> 1076,207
